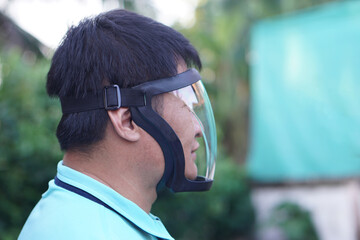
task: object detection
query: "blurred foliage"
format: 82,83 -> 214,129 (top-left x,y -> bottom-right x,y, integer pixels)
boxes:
153,151 -> 255,240
266,202 -> 319,240
0,48 -> 62,239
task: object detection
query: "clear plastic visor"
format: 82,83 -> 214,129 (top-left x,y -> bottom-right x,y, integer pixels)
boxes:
152,80 -> 216,181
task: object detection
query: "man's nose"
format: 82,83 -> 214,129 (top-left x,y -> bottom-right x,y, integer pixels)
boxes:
191,113 -> 203,138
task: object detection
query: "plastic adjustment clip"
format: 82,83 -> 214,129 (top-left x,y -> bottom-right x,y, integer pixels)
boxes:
104,85 -> 121,110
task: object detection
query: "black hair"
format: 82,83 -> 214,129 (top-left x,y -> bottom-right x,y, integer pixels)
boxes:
47,9 -> 202,151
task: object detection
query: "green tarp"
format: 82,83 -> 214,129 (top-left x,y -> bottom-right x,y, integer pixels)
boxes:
247,1 -> 360,182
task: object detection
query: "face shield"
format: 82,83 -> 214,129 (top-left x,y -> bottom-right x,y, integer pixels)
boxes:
60,68 -> 217,192
170,82 -> 216,182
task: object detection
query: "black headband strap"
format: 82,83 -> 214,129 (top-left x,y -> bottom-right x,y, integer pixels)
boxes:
60,85 -> 145,114
60,69 -> 201,114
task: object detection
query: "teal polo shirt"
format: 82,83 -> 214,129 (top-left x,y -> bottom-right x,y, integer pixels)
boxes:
19,161 -> 174,240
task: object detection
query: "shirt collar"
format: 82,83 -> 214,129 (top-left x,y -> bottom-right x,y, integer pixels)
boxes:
56,160 -> 173,240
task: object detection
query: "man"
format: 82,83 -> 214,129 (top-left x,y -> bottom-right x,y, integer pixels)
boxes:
19,9 -> 216,240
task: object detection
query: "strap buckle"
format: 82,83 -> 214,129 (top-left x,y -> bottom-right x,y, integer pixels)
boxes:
104,85 -> 121,110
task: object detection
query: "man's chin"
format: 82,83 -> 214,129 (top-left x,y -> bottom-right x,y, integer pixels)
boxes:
185,167 -> 198,180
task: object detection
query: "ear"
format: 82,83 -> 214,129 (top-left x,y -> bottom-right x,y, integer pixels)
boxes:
107,108 -> 141,142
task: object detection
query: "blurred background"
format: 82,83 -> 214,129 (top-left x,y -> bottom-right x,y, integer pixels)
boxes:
1,0 -> 359,239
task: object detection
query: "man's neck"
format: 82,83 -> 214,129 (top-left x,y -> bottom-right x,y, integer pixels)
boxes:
62,150 -> 157,213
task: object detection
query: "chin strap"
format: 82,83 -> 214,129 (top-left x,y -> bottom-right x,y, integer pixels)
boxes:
131,104 -> 213,193
60,85 -> 145,114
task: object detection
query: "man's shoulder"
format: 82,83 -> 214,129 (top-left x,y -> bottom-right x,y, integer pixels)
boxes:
18,181 -> 153,240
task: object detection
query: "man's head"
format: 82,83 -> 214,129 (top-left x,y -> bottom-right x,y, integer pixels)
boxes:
47,9 -> 201,151
48,9 -> 216,193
